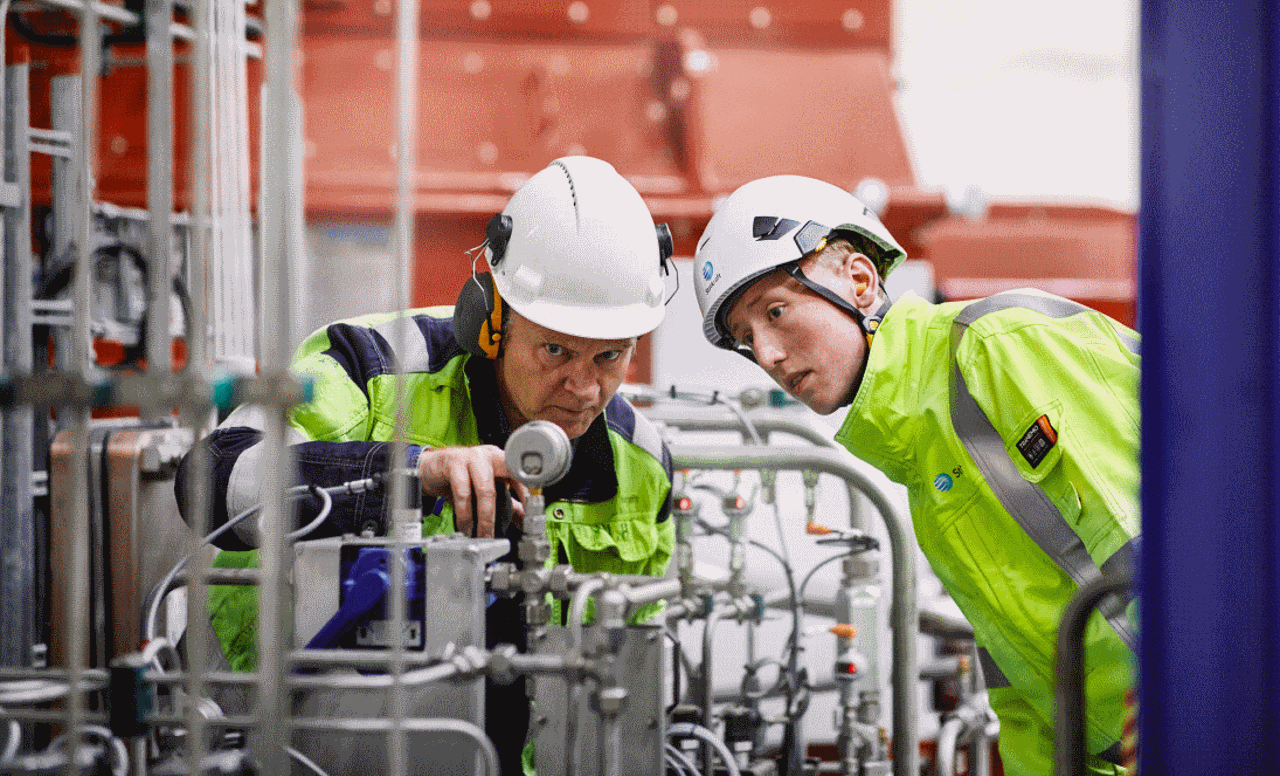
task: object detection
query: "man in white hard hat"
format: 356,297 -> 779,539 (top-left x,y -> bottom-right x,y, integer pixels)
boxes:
177,157 -> 676,775
692,175 -> 1139,776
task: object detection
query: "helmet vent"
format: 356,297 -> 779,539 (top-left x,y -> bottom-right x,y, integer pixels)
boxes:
550,159 -> 580,226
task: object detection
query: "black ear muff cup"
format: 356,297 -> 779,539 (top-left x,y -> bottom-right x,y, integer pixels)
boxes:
453,271 -> 504,359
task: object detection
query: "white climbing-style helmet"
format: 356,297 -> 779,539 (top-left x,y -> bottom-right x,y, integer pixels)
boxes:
693,175 -> 906,352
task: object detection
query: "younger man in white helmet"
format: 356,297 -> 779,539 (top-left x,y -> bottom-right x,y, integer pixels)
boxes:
693,175 -> 1139,776
177,157 -> 676,775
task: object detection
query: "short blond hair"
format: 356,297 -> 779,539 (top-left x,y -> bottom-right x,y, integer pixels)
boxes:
807,234 -> 888,276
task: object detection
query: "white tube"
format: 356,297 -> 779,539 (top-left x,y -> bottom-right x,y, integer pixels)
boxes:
935,716 -> 964,776
667,722 -> 742,776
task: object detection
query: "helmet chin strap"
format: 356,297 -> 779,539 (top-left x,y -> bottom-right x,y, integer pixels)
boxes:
782,262 -> 892,346
782,262 -> 893,407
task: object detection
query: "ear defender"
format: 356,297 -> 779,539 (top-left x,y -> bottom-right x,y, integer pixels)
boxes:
452,271 -> 505,359
856,282 -> 868,295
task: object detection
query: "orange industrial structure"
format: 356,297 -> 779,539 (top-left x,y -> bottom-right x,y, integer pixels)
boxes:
10,0 -> 1135,380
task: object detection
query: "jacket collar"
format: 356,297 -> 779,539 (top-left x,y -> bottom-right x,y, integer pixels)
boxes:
465,356 -> 618,504
834,292 -> 932,486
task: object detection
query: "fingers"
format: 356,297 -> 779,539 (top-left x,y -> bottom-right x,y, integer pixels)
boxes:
417,446 -> 507,538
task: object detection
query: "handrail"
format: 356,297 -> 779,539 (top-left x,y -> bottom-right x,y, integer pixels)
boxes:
1053,572 -> 1133,776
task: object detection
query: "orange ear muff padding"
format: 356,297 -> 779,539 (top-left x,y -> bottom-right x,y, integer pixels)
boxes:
452,271 -> 506,359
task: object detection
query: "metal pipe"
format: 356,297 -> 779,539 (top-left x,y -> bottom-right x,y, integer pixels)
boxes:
645,406 -> 867,531
386,0 -> 423,763
145,0 -> 173,382
2,51 -> 34,670
1054,572 -> 1132,776
258,0 -> 301,770
668,443 -> 918,776
181,0 -> 214,768
63,1 -> 101,769
620,578 -> 681,610
700,605 -> 726,775
291,717 -> 499,776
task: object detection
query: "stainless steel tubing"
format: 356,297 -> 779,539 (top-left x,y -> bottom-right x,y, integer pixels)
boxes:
387,0 -> 421,765
259,0 -> 302,769
620,578 -> 682,610
65,0 -> 100,768
2,43 -> 34,669
145,0 -> 174,382
646,406 -> 868,531
668,443 -> 919,776
1053,572 -> 1132,776
181,0 -> 214,764
287,660 -> 462,691
290,717 -> 499,776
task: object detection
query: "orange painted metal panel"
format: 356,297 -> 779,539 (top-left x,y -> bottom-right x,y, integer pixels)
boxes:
679,43 -> 916,194
304,0 -> 656,40
919,212 -> 1137,327
22,41 -> 263,211
303,35 -> 686,211
654,0 -> 891,52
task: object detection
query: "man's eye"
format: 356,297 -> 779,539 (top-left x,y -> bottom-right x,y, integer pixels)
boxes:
767,305 -> 784,320
544,343 -> 564,356
598,350 -> 621,362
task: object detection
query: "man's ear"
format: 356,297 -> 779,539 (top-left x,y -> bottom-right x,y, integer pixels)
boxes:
845,253 -> 880,306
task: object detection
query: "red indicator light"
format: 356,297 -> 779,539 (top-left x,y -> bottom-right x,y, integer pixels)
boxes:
678,498 -> 692,510
844,663 -> 857,674
734,497 -> 744,509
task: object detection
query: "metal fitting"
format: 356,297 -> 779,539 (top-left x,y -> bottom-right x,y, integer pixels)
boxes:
488,643 -> 519,686
518,535 -> 552,565
520,567 -> 552,596
591,686 -> 628,717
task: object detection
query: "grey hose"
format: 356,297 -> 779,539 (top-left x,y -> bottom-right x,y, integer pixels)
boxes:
665,742 -> 700,776
668,722 -> 742,776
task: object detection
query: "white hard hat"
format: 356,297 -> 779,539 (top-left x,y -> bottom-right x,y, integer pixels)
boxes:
487,156 -> 670,340
693,175 -> 906,351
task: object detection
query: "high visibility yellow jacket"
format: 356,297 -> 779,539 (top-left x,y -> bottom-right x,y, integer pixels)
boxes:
834,290 -> 1139,776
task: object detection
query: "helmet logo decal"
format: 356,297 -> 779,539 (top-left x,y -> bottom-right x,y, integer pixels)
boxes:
933,473 -> 953,492
752,216 -> 800,241
702,261 -> 714,281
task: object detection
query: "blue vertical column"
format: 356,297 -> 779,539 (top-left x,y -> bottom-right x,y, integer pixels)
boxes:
1140,2 -> 1279,773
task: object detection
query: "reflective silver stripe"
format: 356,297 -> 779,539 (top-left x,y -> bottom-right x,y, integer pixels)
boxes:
951,292 -> 1138,651
220,402 -> 268,431
373,316 -> 432,374
956,291 -> 1139,356
226,426 -> 308,546
630,408 -> 666,464
977,646 -> 1012,690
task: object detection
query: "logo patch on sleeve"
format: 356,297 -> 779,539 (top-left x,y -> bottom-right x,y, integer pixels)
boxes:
1016,414 -> 1058,468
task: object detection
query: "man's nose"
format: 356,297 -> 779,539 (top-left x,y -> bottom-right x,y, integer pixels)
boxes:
754,331 -> 785,368
563,360 -> 601,399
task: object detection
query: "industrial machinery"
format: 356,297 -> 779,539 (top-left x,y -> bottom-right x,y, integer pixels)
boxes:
0,1 -> 1139,775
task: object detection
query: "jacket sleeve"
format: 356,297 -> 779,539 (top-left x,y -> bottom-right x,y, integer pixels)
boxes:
174,320 -> 427,550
